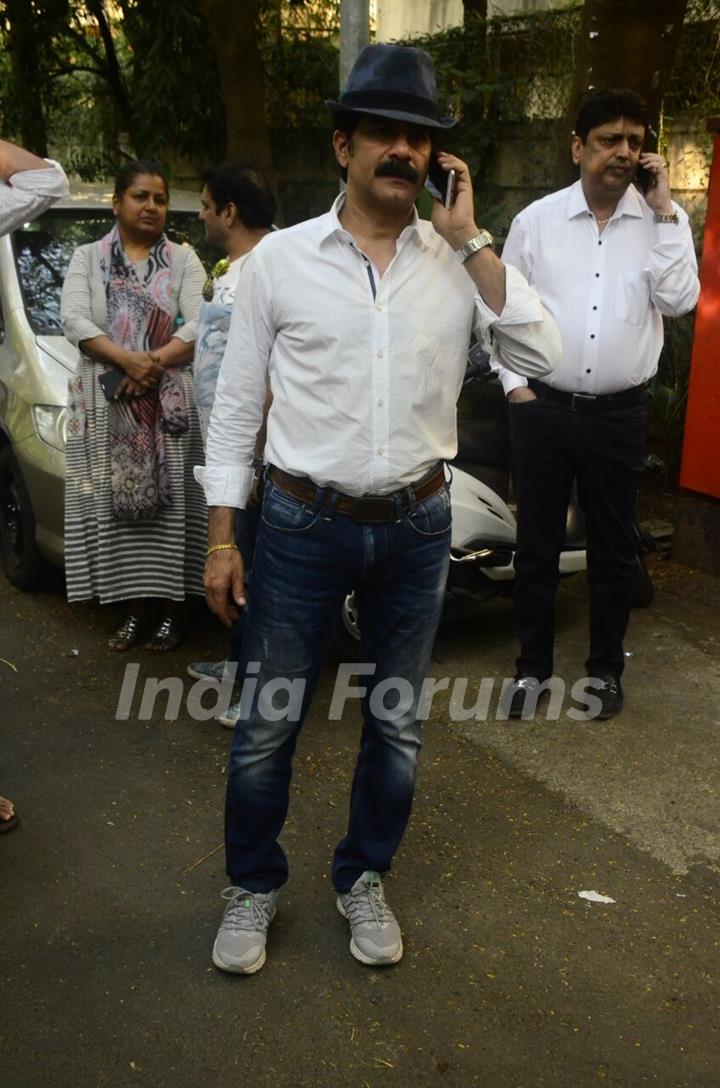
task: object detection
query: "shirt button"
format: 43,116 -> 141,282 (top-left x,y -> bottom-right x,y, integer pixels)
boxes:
598,240 -> 602,246
595,273 -> 600,278
378,448 -> 384,455
377,399 -> 384,407
586,368 -> 592,374
593,305 -> 598,311
376,303 -> 383,312
590,334 -> 595,339
377,349 -> 384,358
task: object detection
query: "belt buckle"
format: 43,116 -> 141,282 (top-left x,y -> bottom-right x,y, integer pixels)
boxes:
351,496 -> 395,524
570,392 -> 597,413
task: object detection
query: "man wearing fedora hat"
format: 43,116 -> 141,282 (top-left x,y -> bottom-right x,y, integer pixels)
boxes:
197,43 -> 560,974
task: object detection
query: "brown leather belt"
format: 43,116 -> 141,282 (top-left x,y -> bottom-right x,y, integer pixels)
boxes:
268,464 -> 446,524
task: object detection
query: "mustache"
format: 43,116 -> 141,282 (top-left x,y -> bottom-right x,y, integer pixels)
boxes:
374,160 -> 419,182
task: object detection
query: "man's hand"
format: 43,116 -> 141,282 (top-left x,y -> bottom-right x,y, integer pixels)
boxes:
430,152 -> 479,251
507,387 -> 537,404
429,151 -> 507,316
638,152 -> 673,215
204,549 -> 246,628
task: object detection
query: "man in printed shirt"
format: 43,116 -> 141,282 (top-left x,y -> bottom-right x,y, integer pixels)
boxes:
496,90 -> 700,721
196,44 -> 560,975
0,138 -> 69,833
187,161 -> 275,698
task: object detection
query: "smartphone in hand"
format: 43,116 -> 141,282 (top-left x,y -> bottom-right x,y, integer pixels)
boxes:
425,153 -> 456,208
98,367 -> 126,401
635,125 -> 659,194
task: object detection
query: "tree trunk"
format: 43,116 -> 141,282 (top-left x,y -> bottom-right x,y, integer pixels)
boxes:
463,0 -> 487,20
4,0 -> 49,155
86,0 -> 135,137
555,0 -> 689,186
193,0 -> 276,191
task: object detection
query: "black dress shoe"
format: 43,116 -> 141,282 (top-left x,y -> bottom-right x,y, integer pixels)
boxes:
593,674 -> 624,720
500,676 -> 546,719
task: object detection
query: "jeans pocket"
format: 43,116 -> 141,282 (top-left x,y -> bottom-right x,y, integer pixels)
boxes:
406,485 -> 452,537
261,484 -> 320,533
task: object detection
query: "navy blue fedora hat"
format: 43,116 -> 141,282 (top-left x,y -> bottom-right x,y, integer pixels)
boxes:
325,43 -> 456,129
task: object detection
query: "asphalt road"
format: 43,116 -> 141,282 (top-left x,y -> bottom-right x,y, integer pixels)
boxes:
1,557 -> 719,1088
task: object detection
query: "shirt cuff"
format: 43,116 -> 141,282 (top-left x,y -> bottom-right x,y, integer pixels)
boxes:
9,160 -> 69,198
499,370 -> 528,396
194,464 -> 255,508
475,263 -> 544,328
654,221 -> 687,245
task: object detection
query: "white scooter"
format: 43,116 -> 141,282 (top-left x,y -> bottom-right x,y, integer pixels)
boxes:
339,348 -> 589,649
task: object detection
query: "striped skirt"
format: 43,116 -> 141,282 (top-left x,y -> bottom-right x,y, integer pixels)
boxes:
65,359 -> 207,604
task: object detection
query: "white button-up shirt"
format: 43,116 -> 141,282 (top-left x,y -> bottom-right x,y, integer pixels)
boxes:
0,160 -> 69,236
197,195 -> 560,508
495,180 -> 700,395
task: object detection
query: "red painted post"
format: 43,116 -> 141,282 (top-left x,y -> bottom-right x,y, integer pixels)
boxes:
680,117 -> 720,498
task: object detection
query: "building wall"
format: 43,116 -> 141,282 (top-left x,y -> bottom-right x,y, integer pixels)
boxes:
375,0 -> 552,40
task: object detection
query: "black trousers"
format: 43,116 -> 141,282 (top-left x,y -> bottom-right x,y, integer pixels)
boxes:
509,390 -> 649,681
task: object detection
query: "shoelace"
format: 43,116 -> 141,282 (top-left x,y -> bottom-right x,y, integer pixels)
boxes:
219,887 -> 275,932
344,873 -> 394,931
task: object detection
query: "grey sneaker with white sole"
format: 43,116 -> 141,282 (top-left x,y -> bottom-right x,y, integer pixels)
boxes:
336,870 -> 403,966
187,659 -> 238,682
212,886 -> 279,974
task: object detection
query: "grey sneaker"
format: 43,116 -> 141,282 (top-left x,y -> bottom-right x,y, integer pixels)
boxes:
336,870 -> 403,966
212,886 -> 279,974
187,659 -> 237,682
217,699 -> 242,729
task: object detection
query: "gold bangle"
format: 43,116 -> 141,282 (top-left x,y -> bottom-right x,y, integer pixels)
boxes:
206,542 -> 239,558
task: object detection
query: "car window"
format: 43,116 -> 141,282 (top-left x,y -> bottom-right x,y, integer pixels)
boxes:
12,210 -> 216,335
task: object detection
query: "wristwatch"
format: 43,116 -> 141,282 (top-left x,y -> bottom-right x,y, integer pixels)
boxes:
455,230 -> 495,263
654,212 -> 679,224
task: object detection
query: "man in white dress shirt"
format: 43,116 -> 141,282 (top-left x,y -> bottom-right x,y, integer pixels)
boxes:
196,44 -> 560,975
496,89 -> 700,721
0,138 -> 69,833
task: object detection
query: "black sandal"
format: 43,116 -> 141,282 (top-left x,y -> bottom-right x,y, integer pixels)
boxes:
108,614 -> 144,651
144,615 -> 184,651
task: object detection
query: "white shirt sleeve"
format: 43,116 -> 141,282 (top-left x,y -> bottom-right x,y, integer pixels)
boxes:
194,252 -> 274,508
648,205 -> 700,317
173,247 -> 205,343
490,215 -> 540,395
0,160 -> 70,237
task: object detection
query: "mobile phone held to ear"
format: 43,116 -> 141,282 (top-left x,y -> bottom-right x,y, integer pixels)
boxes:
425,153 -> 456,208
98,367 -> 126,401
635,125 -> 659,194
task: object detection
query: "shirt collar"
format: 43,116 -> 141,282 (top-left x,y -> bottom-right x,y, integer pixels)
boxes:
319,192 -> 424,249
567,178 -> 646,222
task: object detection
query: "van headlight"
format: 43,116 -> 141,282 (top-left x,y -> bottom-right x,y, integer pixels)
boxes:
32,404 -> 67,451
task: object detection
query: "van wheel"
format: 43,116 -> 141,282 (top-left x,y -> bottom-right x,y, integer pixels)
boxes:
0,447 -> 55,590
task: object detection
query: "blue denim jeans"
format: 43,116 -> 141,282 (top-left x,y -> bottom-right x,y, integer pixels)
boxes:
224,474 -> 452,893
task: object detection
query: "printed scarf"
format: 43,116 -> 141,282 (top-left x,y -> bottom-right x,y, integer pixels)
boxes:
99,225 -> 188,520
